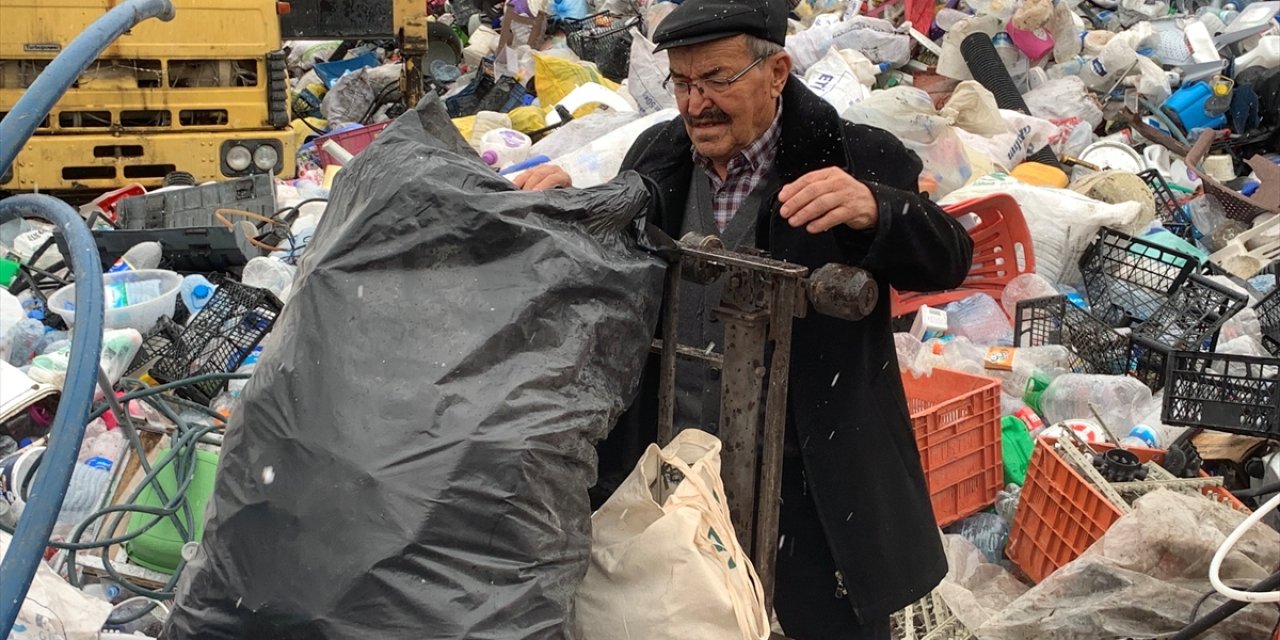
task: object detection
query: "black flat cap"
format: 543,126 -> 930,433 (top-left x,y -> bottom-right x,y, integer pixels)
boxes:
651,0 -> 789,52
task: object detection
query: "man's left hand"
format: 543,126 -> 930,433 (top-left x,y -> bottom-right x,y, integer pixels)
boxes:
778,167 -> 878,233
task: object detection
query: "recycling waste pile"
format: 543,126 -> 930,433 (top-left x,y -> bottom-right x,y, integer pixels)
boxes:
5,0 -> 1280,637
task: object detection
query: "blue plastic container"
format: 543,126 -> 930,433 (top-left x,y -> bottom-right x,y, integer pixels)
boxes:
1161,82 -> 1227,133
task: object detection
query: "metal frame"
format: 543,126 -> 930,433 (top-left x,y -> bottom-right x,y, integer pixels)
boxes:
652,232 -> 877,611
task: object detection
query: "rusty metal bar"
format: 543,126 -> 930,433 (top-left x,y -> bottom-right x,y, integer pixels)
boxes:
717,305 -> 768,553
754,277 -> 798,612
656,259 -> 683,446
678,240 -> 809,279
650,339 -> 725,369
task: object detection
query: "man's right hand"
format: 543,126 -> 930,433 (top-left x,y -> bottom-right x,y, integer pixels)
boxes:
514,164 -> 572,191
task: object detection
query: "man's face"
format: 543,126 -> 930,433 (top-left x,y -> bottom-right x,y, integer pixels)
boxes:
667,35 -> 790,167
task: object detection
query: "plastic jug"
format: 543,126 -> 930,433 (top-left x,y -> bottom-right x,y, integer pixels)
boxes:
1235,35 -> 1280,74
1161,81 -> 1228,133
479,128 -> 532,170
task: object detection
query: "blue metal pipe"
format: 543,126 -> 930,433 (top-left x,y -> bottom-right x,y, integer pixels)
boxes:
0,195 -> 104,636
0,0 -> 175,173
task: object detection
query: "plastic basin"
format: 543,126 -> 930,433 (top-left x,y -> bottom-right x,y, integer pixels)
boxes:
48,269 -> 182,332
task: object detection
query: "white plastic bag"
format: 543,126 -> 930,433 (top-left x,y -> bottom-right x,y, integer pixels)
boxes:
539,109 -> 680,188
830,17 -> 912,67
1,531 -> 113,639
576,429 -> 770,640
940,81 -> 1009,136
940,173 -> 1142,285
803,47 -> 875,113
1024,76 -> 1104,128
627,29 -> 677,115
954,109 -> 1059,172
842,87 -> 975,198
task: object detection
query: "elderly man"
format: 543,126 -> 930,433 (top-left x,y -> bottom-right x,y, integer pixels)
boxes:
520,1 -> 973,637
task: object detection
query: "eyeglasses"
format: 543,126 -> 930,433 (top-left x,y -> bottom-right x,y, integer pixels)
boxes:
663,57 -> 765,97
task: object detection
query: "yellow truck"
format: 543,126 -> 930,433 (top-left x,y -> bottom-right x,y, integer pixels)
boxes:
0,0 -> 295,194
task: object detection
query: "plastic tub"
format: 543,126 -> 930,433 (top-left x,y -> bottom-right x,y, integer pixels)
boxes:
49,269 -> 182,332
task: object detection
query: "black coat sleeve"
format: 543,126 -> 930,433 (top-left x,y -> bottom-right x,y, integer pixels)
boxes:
834,123 -> 973,293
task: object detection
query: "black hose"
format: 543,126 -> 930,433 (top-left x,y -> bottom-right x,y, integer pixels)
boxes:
1169,569 -> 1280,640
960,32 -> 1062,168
1233,480 -> 1280,500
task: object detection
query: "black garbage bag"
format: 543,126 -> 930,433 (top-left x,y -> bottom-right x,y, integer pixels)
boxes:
163,96 -> 668,639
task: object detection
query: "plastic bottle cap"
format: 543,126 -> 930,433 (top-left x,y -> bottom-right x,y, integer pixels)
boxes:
85,456 -> 113,471
481,150 -> 499,166
194,284 -> 212,299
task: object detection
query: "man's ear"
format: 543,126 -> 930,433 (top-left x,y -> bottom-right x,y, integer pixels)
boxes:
770,52 -> 793,98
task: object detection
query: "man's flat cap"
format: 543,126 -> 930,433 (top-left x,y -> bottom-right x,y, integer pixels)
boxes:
651,0 -> 789,53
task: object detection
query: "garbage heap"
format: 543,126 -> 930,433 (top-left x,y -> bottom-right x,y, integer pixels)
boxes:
4,0 -> 1280,638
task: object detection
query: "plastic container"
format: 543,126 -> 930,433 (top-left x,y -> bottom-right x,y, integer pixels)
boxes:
1162,351 -> 1280,437
1000,273 -> 1058,318
1127,274 -> 1251,389
107,241 -> 162,273
946,293 -> 1014,346
1007,438 -> 1250,583
1032,373 -> 1153,434
180,274 -> 218,314
48,269 -> 182,332
479,128 -> 532,170
55,457 -> 113,530
151,280 -> 283,404
1077,227 -> 1198,327
125,447 -> 219,574
902,368 -> 1003,527
314,121 -> 390,168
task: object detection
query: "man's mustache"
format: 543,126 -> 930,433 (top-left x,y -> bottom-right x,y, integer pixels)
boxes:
685,110 -> 731,126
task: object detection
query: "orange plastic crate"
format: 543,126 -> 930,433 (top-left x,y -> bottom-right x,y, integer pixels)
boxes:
902,368 -> 1003,528
1007,437 -> 1251,584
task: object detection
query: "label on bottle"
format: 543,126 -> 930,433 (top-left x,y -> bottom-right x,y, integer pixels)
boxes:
1014,407 -> 1045,432
984,346 -> 1016,371
106,258 -> 134,274
85,456 -> 113,471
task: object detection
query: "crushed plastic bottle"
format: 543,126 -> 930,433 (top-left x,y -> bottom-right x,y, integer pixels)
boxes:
945,293 -> 1014,347
242,257 -> 297,302
1033,374 -> 1154,435
1001,273 -> 1060,317
107,241 -> 162,273
995,484 -> 1022,524
1,318 -> 45,366
948,511 -> 1010,563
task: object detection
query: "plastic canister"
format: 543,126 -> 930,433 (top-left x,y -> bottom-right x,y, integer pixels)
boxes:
479,128 -> 532,170
1161,81 -> 1228,133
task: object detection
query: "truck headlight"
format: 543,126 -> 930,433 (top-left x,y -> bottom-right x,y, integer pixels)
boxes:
253,144 -> 279,171
225,144 -> 253,172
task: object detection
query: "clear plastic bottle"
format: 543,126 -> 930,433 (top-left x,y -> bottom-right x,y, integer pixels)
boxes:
945,293 -> 1014,347
107,241 -> 162,273
948,511 -> 1010,563
995,484 -> 1022,524
1001,273 -> 1060,317
1036,374 -> 1154,433
78,418 -> 125,464
242,257 -> 296,302
55,457 -> 113,531
180,274 -> 218,314
2,317 -> 46,366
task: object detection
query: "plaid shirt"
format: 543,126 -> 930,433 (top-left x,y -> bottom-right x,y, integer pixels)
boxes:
693,106 -> 783,232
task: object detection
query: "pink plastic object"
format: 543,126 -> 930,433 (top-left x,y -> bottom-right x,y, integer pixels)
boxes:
1007,24 -> 1055,62
315,121 -> 391,168
891,193 -> 1037,318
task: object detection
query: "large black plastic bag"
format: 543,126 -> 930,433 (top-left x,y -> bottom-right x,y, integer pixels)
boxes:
164,96 -> 667,639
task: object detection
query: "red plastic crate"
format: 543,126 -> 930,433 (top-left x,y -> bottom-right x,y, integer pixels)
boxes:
315,121 -> 391,167
902,367 -> 1003,528
1007,437 -> 1251,584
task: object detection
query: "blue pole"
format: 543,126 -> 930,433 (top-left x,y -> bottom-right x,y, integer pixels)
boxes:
0,0 -> 175,173
0,195 -> 104,635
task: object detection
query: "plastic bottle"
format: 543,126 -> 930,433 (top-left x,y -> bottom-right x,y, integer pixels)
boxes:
479,128 -> 533,170
948,511 -> 1010,563
1234,34 -> 1280,73
242,257 -> 296,302
56,457 -> 114,530
107,241 -> 162,273
1000,273 -> 1060,317
945,293 -> 1014,346
2,318 -> 45,367
548,0 -> 589,20
180,274 -> 218,314
78,418 -> 125,464
1033,374 -> 1154,434
995,484 -> 1022,524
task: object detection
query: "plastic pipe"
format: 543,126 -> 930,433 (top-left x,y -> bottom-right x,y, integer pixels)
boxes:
1208,492 -> 1280,604
960,32 -> 1061,168
0,0 -> 175,173
1169,569 -> 1280,640
0,195 -> 104,636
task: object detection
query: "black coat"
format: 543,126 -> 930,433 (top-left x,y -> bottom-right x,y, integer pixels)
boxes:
597,78 -> 975,620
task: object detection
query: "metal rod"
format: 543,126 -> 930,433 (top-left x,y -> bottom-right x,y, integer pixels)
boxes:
754,278 -> 799,612
650,339 -> 725,369
656,259 -> 682,446
717,307 -> 768,554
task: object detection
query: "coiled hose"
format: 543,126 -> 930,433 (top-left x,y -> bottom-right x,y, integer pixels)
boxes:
0,0 -> 174,633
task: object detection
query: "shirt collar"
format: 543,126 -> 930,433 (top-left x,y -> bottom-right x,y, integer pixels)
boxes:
692,101 -> 784,175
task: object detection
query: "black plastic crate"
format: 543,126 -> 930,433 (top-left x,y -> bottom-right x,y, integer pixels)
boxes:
117,174 -> 275,230
151,281 -> 282,404
1014,295 -> 1129,375
1139,169 -> 1193,240
1132,273 -> 1249,350
1078,227 -> 1198,327
1128,335 -> 1174,391
1259,285 -> 1280,356
566,15 -> 639,82
126,316 -> 185,378
1163,351 -> 1280,437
